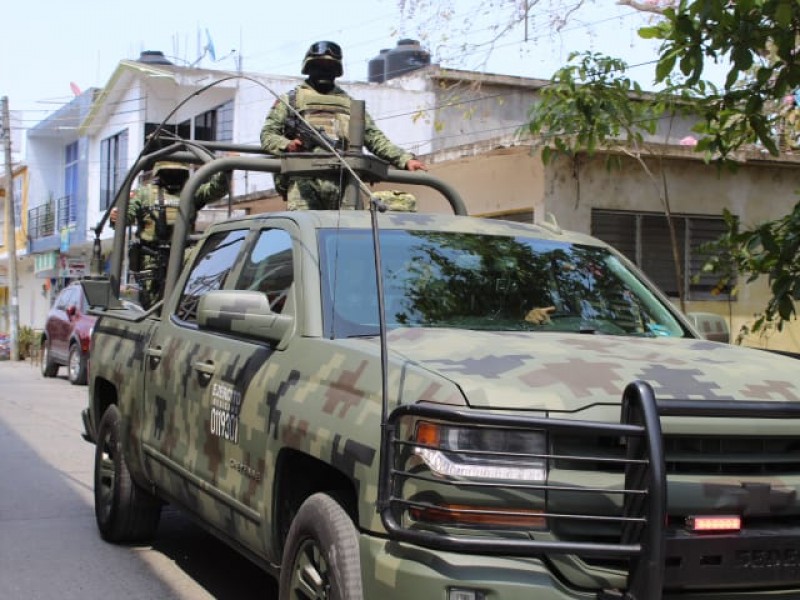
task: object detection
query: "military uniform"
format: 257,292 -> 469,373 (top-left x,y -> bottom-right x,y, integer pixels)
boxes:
122,167 -> 229,309
261,83 -> 417,210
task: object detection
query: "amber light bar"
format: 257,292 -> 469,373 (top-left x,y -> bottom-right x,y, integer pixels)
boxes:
686,515 -> 741,532
411,503 -> 546,528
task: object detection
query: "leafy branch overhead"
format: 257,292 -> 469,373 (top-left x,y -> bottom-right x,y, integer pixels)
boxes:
526,52 -> 661,164
531,2 -> 800,334
701,206 -> 800,334
525,52 -> 689,311
641,0 -> 800,334
640,0 -> 800,158
402,0 -> 800,334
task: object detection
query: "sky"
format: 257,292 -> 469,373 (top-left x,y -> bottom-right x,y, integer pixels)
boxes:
1,0 -> 702,132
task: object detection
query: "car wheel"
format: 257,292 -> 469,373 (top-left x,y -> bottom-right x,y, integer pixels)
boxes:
68,343 -> 88,385
279,493 -> 363,600
94,405 -> 161,542
41,338 -> 58,378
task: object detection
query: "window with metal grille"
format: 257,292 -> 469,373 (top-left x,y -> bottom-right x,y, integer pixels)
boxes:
64,142 -> 78,226
145,101 -> 233,145
591,209 -> 731,300
100,129 -> 128,210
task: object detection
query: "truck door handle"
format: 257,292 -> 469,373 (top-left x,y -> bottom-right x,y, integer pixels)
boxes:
146,346 -> 163,369
194,360 -> 216,375
193,360 -> 216,386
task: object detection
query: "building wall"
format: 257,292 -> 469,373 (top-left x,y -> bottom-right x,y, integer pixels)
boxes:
17,255 -> 48,330
542,152 -> 800,352
389,145 -> 542,215
0,169 -> 44,331
85,82 -> 145,236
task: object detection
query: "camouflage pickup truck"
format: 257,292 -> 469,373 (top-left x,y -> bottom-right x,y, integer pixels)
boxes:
81,141 -> 800,600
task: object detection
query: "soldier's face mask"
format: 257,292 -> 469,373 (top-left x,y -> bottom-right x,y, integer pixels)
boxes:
307,63 -> 338,93
156,170 -> 190,194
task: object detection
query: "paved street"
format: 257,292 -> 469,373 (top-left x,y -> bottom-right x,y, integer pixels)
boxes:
0,359 -> 277,599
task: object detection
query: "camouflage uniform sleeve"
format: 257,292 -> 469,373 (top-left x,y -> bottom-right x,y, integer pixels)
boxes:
363,111 -> 414,169
260,96 -> 293,155
194,172 -> 230,209
109,188 -> 144,230
128,189 -> 144,221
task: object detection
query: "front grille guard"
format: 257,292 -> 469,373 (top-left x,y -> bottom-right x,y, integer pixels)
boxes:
378,380 -> 800,600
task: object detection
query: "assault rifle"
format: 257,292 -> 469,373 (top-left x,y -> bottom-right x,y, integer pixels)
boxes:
127,240 -> 169,310
286,113 -> 345,152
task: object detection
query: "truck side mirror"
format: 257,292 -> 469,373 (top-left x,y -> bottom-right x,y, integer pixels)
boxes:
197,290 -> 294,344
80,278 -> 123,310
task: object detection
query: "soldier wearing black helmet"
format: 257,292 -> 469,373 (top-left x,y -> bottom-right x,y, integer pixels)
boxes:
110,163 -> 230,309
261,40 -> 427,210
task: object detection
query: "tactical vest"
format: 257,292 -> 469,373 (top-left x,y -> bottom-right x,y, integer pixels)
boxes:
135,184 -> 181,243
293,86 -> 352,145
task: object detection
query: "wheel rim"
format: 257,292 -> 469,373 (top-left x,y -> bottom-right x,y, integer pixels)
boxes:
288,537 -> 331,600
96,430 -> 117,522
41,344 -> 49,374
69,347 -> 80,381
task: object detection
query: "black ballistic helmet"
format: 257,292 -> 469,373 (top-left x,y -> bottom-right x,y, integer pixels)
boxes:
301,41 -> 343,77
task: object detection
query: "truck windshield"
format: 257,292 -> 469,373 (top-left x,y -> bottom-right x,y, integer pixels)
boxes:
319,229 -> 686,339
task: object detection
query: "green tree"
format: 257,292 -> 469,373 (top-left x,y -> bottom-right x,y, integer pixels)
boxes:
526,51 -> 690,310
639,0 -> 800,331
400,0 -> 800,330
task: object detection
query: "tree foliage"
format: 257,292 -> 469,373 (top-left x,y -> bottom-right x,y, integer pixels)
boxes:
640,0 -> 800,158
396,0 -> 592,69
639,0 -> 800,334
401,0 -> 800,334
526,52 -> 660,163
699,206 -> 800,336
526,52 -> 688,310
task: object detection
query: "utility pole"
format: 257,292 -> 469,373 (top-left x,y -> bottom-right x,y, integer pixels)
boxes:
2,96 -> 19,361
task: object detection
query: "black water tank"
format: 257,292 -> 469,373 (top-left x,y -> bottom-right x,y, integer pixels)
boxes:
137,50 -> 173,65
385,39 -> 430,80
368,49 -> 390,83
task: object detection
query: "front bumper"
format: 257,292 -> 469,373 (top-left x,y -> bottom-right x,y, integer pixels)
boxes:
360,533 -> 594,600
360,534 -> 800,599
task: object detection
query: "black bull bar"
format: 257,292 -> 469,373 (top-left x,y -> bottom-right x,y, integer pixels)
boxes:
378,380 -> 800,599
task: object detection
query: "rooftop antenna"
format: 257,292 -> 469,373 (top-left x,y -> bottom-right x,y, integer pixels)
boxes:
190,28 -> 216,67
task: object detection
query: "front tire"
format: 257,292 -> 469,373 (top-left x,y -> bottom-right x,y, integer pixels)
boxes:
279,493 -> 363,600
94,405 -> 161,542
68,343 -> 87,385
41,338 -> 58,378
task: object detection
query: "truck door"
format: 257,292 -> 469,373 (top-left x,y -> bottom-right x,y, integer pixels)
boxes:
142,225 -> 295,558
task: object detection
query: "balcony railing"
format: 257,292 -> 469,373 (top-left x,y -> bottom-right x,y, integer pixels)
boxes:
28,195 -> 75,241
56,195 -> 75,230
28,202 -> 55,240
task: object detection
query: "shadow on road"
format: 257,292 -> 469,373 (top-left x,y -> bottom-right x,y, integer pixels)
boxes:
0,361 -> 277,599
153,507 -> 277,599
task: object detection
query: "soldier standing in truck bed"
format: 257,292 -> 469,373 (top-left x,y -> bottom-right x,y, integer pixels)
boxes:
260,40 -> 427,210
110,162 -> 229,309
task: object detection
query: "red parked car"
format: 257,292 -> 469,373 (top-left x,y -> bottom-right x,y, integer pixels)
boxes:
41,282 -> 97,385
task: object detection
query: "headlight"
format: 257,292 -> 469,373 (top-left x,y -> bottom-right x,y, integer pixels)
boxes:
414,421 -> 547,482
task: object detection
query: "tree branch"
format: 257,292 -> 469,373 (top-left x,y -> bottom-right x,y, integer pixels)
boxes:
616,0 -> 669,15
